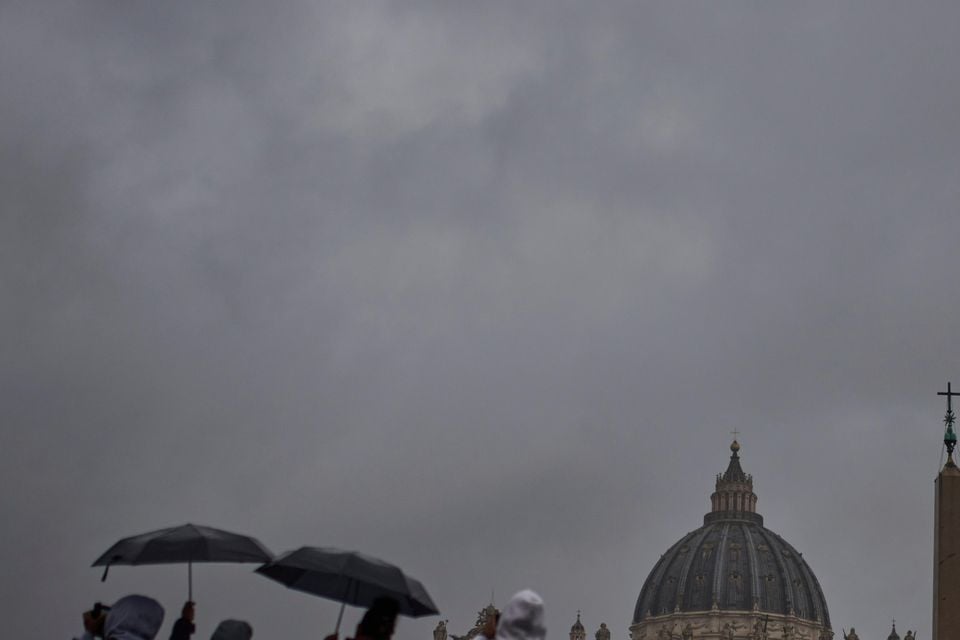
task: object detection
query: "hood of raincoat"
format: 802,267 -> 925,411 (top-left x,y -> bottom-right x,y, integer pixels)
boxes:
104,595 -> 165,640
211,620 -> 253,640
496,590 -> 545,640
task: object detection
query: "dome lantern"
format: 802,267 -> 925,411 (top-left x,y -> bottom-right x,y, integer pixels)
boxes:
706,437 -> 761,525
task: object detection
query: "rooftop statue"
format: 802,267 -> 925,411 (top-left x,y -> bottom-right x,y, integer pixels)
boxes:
721,622 -> 736,640
751,619 -> 767,640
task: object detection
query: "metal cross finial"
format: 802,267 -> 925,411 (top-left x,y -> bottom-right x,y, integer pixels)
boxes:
938,382 -> 959,422
938,382 -> 959,459
731,429 -> 740,440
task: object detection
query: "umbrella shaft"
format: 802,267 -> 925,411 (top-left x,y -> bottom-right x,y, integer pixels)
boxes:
335,601 -> 346,635
334,580 -> 354,636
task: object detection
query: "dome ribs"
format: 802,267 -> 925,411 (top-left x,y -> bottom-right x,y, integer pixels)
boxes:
711,523 -> 732,607
634,530 -> 698,621
809,566 -> 831,627
754,526 -> 791,615
741,524 -> 763,610
633,548 -> 670,621
793,541 -> 830,627
778,534 -> 807,619
632,521 -> 830,624
676,524 -> 713,611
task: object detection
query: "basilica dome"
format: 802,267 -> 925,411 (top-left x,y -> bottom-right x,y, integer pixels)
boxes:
632,441 -> 831,630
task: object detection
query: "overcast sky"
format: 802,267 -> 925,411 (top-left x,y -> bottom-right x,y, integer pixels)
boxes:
3,2 -> 959,639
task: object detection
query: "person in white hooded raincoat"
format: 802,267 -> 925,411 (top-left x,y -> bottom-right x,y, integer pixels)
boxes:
80,595 -> 163,640
495,591 -> 546,640
76,594 -> 165,640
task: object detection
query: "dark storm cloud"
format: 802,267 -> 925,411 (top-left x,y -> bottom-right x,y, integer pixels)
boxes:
2,3 -> 959,639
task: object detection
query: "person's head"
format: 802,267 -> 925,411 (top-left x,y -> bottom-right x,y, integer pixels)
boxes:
104,595 -> 165,640
357,597 -> 400,640
210,619 -> 253,640
495,591 -> 545,640
182,602 -> 196,622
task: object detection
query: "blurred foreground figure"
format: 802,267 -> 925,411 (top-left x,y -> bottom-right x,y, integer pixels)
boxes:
496,591 -> 545,640
324,597 -> 400,640
210,620 -> 253,640
170,602 -> 196,640
356,597 -> 400,640
77,595 -> 165,640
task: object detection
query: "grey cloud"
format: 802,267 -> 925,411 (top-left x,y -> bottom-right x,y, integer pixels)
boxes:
2,3 -> 958,640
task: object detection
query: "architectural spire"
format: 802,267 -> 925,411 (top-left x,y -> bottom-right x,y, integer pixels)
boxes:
705,437 -> 762,525
722,438 -> 747,482
887,620 -> 900,640
569,611 -> 586,640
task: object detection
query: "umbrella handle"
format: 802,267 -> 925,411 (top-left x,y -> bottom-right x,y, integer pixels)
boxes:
100,564 -> 111,582
188,561 -> 193,601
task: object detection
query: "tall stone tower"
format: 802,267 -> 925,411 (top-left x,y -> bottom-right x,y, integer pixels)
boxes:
933,382 -> 960,640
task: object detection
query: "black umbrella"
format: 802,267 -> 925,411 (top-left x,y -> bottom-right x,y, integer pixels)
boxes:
93,523 -> 272,599
256,546 -> 439,633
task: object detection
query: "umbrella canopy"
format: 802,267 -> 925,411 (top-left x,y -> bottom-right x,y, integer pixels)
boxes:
93,523 -> 272,598
256,546 -> 439,630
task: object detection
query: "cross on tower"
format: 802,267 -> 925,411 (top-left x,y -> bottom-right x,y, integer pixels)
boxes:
938,381 -> 959,458
939,382 -> 959,422
731,429 -> 740,440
